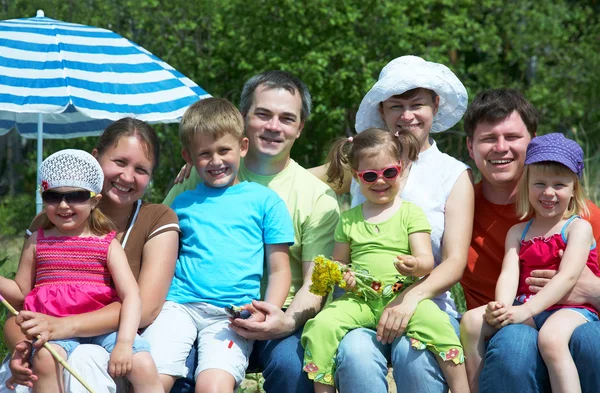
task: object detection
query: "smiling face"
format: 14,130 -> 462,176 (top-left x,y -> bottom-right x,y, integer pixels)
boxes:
379,88 -> 439,150
183,133 -> 248,188
354,150 -> 403,206
467,111 -> 532,188
93,135 -> 153,208
43,187 -> 101,235
526,165 -> 575,220
244,85 -> 304,163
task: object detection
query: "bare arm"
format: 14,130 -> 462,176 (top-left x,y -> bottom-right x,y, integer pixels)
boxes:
283,259 -> 327,331
495,224 -> 523,306
308,163 -> 352,196
263,244 -> 292,308
395,232 -> 434,277
401,171 -> 474,303
521,219 -> 593,316
0,235 -> 36,307
136,231 -> 178,327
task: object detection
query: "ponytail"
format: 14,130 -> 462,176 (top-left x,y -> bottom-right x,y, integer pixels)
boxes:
326,137 -> 353,188
394,130 -> 420,163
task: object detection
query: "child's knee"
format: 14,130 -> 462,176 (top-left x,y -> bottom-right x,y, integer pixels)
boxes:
32,346 -> 61,376
460,309 -> 483,337
129,352 -> 159,379
537,328 -> 568,360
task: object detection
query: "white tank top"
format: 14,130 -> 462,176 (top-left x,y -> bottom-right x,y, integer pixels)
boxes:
350,139 -> 468,318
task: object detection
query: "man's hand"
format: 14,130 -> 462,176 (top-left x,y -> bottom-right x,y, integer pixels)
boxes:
108,342 -> 133,378
484,301 -> 507,328
394,255 -> 419,276
6,341 -> 37,389
376,293 -> 419,344
174,163 -> 193,184
527,265 -> 600,308
229,300 -> 295,341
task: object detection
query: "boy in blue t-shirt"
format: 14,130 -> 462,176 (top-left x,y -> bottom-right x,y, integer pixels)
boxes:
144,98 -> 293,392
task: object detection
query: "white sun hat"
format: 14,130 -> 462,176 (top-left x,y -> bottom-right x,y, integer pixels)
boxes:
355,55 -> 468,133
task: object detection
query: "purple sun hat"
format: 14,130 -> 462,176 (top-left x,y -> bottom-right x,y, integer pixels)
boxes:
525,133 -> 584,177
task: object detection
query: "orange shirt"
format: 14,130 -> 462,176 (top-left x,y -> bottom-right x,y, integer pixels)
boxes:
461,182 -> 600,310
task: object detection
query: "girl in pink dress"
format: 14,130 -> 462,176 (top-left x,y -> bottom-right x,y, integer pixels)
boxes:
0,149 -> 163,393
460,133 -> 599,393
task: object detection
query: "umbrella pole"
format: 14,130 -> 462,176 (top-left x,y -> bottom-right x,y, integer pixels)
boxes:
36,113 -> 43,214
0,295 -> 98,393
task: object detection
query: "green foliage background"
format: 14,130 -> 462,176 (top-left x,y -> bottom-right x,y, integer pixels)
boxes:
0,1 -> 598,381
1,0 -> 599,206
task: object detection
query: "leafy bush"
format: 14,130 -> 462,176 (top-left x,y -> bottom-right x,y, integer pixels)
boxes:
0,194 -> 35,236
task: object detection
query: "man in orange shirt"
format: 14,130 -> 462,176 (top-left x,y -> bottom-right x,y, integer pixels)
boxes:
460,88 -> 600,393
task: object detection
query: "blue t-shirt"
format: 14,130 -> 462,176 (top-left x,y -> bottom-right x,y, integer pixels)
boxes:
167,181 -> 294,307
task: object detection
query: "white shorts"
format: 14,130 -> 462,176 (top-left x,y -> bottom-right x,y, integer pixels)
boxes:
143,301 -> 253,387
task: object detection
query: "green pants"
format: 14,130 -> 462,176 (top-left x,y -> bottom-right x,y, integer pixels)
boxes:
300,294 -> 464,386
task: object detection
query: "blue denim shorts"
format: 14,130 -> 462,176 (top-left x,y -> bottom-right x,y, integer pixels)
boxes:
38,331 -> 150,358
533,307 -> 599,329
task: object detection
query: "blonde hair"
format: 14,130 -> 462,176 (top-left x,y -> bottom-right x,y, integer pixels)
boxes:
517,162 -> 589,219
179,97 -> 244,151
325,128 -> 420,188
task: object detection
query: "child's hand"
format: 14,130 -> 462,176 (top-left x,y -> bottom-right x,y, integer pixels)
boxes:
394,255 -> 418,276
108,342 -> 133,378
343,270 -> 356,290
484,301 -> 507,328
235,304 -> 267,323
498,305 -> 533,327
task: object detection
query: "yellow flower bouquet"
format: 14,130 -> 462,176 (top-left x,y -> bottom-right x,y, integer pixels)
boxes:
309,255 -> 383,300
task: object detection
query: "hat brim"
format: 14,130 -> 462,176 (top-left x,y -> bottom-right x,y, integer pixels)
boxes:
355,56 -> 468,134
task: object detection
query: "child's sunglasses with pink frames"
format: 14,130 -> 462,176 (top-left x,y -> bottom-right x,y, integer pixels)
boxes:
355,164 -> 402,184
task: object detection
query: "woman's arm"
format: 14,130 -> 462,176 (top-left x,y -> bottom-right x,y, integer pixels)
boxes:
494,225 -> 523,306
308,164 -> 352,195
401,170 -> 474,302
136,231 -> 178,327
107,239 -> 141,347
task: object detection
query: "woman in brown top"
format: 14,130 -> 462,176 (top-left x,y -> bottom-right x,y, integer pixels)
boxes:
2,118 -> 180,391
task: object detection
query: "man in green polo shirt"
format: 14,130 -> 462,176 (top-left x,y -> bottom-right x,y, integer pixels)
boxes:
164,70 -> 340,393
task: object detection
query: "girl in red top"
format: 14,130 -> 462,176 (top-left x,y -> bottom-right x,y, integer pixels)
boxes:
460,133 -> 598,393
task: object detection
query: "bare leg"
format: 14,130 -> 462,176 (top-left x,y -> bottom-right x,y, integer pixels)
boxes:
31,344 -> 66,393
436,360 -> 470,393
126,352 -> 164,393
459,305 -> 498,393
158,373 -> 177,393
538,310 -> 588,393
194,369 -> 235,393
314,381 -> 335,393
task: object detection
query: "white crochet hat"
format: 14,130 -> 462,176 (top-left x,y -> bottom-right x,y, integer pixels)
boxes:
355,55 -> 468,133
39,149 -> 104,194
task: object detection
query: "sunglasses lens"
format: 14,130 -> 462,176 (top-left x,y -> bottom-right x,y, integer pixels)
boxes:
67,191 -> 93,203
361,171 -> 378,183
383,167 -> 399,179
41,191 -> 63,204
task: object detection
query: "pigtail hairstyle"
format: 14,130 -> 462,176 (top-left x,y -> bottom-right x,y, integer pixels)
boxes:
325,137 -> 353,188
325,128 -> 420,188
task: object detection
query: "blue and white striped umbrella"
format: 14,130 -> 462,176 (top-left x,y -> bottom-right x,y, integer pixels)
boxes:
0,10 -> 210,138
0,10 -> 211,212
